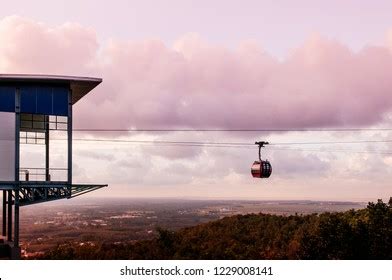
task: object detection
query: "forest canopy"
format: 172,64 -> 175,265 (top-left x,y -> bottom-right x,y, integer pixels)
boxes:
41,199 -> 392,260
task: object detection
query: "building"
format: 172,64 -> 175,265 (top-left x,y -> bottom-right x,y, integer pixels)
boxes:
0,74 -> 107,259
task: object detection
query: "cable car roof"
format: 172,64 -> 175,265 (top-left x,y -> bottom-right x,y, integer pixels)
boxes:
0,74 -> 102,105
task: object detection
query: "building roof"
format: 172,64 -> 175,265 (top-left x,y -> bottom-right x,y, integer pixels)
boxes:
0,74 -> 102,104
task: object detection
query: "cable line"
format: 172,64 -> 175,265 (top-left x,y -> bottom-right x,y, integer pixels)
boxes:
51,138 -> 392,146
73,128 -> 392,132
268,147 -> 392,155
48,138 -> 392,155
271,140 -> 392,145
70,139 -> 253,146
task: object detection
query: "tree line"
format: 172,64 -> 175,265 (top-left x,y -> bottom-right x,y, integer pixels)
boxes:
40,198 -> 392,260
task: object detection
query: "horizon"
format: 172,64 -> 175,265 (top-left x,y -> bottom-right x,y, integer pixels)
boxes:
21,196 -> 371,207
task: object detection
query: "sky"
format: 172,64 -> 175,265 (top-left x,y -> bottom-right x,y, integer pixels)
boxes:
1,1 -> 392,201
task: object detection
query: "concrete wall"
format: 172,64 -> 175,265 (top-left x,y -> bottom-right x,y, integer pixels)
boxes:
0,112 -> 15,181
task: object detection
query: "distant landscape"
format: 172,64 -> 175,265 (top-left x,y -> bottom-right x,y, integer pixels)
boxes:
19,198 -> 368,259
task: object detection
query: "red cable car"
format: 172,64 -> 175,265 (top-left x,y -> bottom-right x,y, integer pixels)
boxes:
251,141 -> 272,178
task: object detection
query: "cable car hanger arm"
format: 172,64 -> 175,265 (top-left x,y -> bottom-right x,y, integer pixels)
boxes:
255,141 -> 269,161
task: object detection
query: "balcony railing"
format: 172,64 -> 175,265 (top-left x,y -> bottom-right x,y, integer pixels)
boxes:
19,167 -> 68,182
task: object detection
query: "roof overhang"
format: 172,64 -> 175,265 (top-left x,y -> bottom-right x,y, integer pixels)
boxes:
0,74 -> 102,105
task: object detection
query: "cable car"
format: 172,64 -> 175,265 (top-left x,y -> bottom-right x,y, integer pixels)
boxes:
251,160 -> 272,178
251,141 -> 272,178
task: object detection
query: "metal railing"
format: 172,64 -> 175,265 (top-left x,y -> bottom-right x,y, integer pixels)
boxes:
19,167 -> 68,182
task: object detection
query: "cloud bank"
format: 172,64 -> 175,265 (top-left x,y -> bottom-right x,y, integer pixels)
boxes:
1,16 -> 392,130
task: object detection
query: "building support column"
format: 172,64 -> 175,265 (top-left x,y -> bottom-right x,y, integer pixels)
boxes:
2,190 -> 6,237
45,116 -> 50,181
67,89 -> 73,196
12,87 -> 20,252
7,190 -> 12,242
14,190 -> 19,248
15,89 -> 20,184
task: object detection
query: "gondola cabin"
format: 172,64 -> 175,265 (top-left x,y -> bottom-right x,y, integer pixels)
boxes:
252,141 -> 272,178
251,160 -> 272,178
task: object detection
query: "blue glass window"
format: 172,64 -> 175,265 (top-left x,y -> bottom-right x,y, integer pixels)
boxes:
20,86 -> 68,116
0,86 -> 16,112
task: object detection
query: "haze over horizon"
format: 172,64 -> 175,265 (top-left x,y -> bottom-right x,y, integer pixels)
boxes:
1,1 -> 392,201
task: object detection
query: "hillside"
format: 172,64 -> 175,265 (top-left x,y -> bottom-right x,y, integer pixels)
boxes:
41,199 -> 392,260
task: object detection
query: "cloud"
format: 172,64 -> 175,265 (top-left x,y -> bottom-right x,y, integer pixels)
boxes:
77,150 -> 116,161
387,29 -> 392,51
81,33 -> 392,130
271,149 -> 330,178
0,16 -> 98,75
142,145 -> 203,160
1,16 -> 392,131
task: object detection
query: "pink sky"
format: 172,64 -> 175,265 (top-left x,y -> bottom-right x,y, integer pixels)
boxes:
2,0 -> 392,57
1,3 -> 392,201
1,16 -> 392,130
